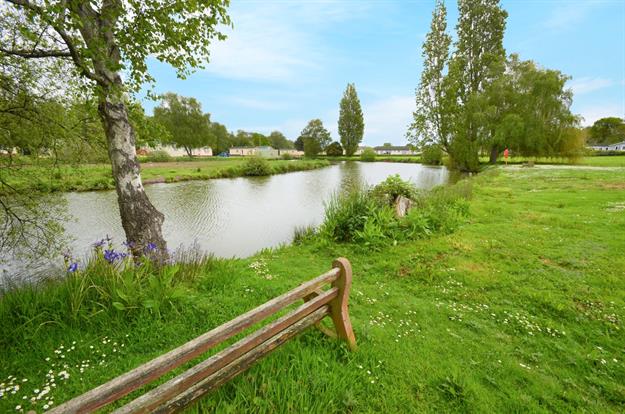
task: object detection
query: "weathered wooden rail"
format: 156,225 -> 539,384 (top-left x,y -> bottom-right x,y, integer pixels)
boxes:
47,258 -> 356,414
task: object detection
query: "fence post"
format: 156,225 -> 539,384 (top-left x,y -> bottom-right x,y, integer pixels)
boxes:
330,258 -> 357,351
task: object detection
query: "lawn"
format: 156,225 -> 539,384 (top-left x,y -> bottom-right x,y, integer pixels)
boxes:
1,167 -> 624,412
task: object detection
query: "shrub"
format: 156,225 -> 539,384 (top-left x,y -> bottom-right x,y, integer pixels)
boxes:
326,141 -> 344,156
360,148 -> 376,162
371,175 -> 418,206
242,156 -> 272,176
281,152 -> 294,160
421,144 -> 443,165
144,150 -> 173,163
320,189 -> 378,242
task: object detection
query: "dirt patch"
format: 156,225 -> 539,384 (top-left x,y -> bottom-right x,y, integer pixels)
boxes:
602,182 -> 625,190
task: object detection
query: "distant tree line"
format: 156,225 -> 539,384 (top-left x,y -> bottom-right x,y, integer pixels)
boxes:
409,0 -> 584,171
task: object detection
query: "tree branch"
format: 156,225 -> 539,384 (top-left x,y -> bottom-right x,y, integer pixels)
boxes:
0,46 -> 72,58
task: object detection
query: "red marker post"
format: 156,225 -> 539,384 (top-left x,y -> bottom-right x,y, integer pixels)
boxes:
503,148 -> 509,165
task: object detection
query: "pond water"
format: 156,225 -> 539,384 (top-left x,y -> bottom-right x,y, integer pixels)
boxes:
3,162 -> 450,279
64,162 -> 450,258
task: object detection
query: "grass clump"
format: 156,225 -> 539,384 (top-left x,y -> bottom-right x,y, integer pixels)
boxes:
242,156 -> 272,176
143,150 -> 173,163
319,176 -> 470,249
360,148 -> 376,162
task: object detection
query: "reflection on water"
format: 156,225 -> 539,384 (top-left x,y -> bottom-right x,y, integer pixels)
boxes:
62,162 -> 449,259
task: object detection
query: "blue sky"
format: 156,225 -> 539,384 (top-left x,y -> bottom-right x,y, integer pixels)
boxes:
141,0 -> 625,147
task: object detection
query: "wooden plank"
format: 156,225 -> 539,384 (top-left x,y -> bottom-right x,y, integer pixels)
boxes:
114,288 -> 338,414
48,268 -> 339,414
153,306 -> 330,414
330,258 -> 357,351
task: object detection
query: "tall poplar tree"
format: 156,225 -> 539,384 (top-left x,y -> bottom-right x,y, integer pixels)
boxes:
408,0 -> 452,150
338,83 -> 364,156
448,0 -> 507,171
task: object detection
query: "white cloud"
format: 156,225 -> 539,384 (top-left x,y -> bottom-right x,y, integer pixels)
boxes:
204,1 -> 371,82
361,96 -> 414,146
568,77 -> 614,95
544,2 -> 597,31
228,97 -> 285,111
576,104 -> 625,126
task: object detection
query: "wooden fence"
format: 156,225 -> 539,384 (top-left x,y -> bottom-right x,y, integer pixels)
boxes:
46,258 -> 356,413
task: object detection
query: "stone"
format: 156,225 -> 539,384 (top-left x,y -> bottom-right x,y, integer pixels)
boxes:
394,195 -> 413,218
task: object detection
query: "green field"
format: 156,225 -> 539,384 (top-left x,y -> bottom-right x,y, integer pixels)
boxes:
1,167 -> 624,412
0,157 -> 330,193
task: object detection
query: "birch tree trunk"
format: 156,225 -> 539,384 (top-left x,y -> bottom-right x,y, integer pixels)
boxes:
98,94 -> 167,256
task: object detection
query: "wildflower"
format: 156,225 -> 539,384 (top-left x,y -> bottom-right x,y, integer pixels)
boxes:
67,262 -> 79,273
145,242 -> 158,253
93,239 -> 106,248
103,249 -> 121,264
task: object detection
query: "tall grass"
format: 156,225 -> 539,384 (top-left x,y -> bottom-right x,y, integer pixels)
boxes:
318,176 -> 472,249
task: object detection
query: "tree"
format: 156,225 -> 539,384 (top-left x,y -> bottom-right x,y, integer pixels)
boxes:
299,119 -> 331,157
338,83 -> 364,156
208,121 -> 232,155
588,117 -> 625,145
480,55 -> 580,161
408,0 -> 452,152
294,136 -> 305,151
447,0 -> 508,171
326,141 -> 343,156
1,0 -> 230,256
267,131 -> 293,149
153,93 -> 212,157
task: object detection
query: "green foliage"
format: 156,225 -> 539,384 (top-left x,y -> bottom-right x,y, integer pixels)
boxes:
242,156 -> 272,176
421,144 -> 444,165
588,117 -> 625,145
338,83 -> 365,156
144,150 -> 173,163
320,176 -> 470,248
300,119 -> 332,157
408,0 -> 452,149
320,190 -> 379,243
360,148 -> 376,162
370,174 -> 419,206
325,141 -> 344,156
153,93 -> 213,156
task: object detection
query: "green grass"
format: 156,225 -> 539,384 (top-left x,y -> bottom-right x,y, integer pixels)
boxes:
1,167 -> 624,412
481,155 -> 625,167
0,157 -> 330,193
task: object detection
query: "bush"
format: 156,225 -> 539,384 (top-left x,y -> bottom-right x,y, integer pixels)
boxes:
320,189 -> 378,242
371,175 -> 419,206
326,141 -> 344,156
360,148 -> 376,162
421,144 -> 443,165
144,150 -> 173,163
242,156 -> 272,176
281,152 -> 294,160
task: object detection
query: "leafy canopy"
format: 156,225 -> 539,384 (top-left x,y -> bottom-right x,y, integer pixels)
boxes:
338,83 -> 364,156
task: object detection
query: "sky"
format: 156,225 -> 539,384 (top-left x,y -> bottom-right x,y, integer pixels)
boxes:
141,0 -> 625,147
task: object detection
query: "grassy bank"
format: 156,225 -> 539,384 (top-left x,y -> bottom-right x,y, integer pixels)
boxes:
0,158 -> 330,193
323,154 -> 625,168
1,167 -> 624,412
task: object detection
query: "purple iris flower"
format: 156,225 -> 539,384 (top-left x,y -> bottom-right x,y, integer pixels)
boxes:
103,249 -> 121,263
145,242 -> 158,253
67,262 -> 79,273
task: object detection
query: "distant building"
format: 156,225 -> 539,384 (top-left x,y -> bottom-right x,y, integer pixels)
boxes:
589,141 -> 625,151
142,144 -> 212,157
229,146 -> 279,158
354,146 -> 370,155
278,149 -> 304,157
373,145 -> 417,155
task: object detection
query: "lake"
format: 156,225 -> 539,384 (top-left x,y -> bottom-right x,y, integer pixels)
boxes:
3,161 -> 450,279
